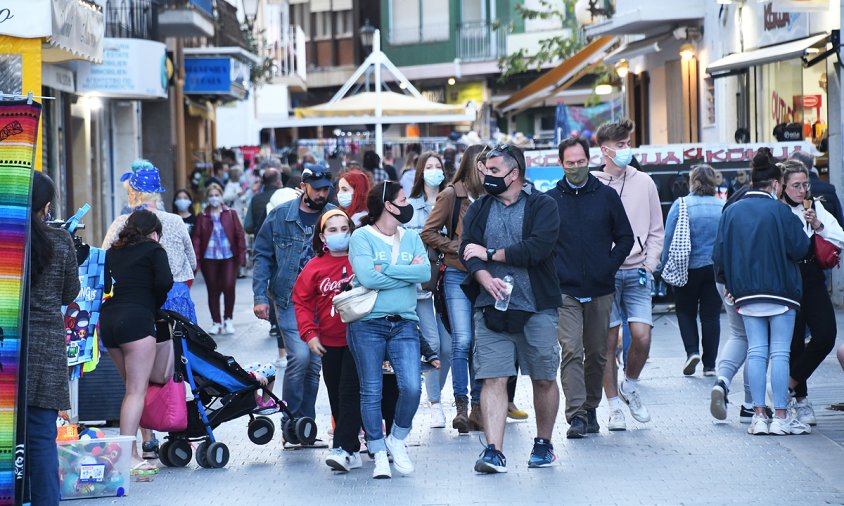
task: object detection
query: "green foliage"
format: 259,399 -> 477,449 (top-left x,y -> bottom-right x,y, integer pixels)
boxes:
242,26 -> 275,88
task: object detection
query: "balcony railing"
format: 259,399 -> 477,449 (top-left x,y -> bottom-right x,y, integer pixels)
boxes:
457,22 -> 505,62
106,0 -> 155,39
269,25 -> 307,84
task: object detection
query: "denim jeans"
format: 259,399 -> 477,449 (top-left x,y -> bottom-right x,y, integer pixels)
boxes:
28,405 -> 59,506
443,267 -> 481,404
347,318 -> 422,454
275,302 -> 321,418
416,296 -> 451,403
714,283 -> 752,405
742,309 -> 796,410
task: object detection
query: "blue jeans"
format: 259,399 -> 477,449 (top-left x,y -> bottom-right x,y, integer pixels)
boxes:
416,296 -> 451,403
347,318 -> 422,454
28,405 -> 59,505
275,303 -> 321,419
742,309 -> 796,410
443,267 -> 481,404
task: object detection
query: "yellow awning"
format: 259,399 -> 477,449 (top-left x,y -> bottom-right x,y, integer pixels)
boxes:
294,91 -> 466,119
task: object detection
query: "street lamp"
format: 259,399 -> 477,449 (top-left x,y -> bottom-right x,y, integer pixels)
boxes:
615,59 -> 629,79
360,19 -> 376,51
679,42 -> 696,61
241,0 -> 259,31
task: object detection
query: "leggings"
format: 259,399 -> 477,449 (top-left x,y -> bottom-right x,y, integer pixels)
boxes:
201,258 -> 237,323
791,261 -> 837,398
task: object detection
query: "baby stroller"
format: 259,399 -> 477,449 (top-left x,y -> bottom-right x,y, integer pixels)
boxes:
156,310 -> 318,469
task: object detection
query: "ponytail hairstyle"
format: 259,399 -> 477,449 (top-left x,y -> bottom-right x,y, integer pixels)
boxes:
30,171 -> 56,286
362,181 -> 401,226
312,209 -> 355,256
112,209 -> 163,249
750,147 -> 782,189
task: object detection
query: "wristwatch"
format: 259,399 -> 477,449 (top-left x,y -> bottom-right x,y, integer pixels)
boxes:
486,248 -> 496,262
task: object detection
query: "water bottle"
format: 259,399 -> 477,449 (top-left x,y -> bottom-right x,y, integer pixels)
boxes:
495,274 -> 514,311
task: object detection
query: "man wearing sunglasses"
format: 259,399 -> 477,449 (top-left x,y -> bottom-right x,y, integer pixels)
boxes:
460,143 -> 562,473
253,163 -> 336,425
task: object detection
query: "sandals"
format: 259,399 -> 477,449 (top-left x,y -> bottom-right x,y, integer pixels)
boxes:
130,460 -> 159,482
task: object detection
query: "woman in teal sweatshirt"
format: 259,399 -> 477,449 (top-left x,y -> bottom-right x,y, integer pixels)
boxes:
348,180 -> 430,480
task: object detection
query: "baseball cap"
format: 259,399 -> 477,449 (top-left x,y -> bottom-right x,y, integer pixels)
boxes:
301,163 -> 334,189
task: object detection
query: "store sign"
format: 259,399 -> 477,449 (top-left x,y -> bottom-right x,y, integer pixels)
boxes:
772,0 -> 829,11
46,0 -> 105,64
758,3 -> 809,47
184,57 -> 248,99
446,82 -> 486,106
0,0 -> 51,37
75,38 -> 167,99
42,64 -> 75,93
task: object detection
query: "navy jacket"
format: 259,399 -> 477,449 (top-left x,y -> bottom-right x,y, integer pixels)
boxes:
546,175 -> 634,298
459,185 -> 562,311
809,173 -> 843,226
713,190 -> 810,308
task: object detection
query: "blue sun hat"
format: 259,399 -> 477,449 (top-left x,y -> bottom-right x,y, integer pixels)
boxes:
120,159 -> 166,193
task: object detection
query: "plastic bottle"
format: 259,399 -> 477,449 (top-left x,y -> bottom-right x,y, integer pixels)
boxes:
495,274 -> 514,311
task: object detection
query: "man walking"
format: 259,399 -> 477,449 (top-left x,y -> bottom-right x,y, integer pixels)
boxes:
547,137 -> 634,438
592,119 -> 664,430
253,164 -> 336,421
460,144 -> 562,473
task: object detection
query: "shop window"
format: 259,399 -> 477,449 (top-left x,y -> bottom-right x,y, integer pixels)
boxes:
758,58 -> 827,147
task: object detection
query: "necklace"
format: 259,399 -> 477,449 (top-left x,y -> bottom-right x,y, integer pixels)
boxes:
373,223 -> 393,237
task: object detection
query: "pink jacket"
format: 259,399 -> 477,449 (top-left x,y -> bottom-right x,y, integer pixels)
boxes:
592,166 -> 664,272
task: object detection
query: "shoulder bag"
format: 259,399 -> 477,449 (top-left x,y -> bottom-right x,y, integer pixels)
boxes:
811,201 -> 841,268
662,197 -> 691,287
332,231 -> 400,323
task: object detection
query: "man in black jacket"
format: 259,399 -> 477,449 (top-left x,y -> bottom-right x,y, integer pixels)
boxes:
460,144 -> 562,474
547,137 -> 634,439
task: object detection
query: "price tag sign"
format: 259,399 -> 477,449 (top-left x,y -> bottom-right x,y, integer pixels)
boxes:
79,464 -> 105,483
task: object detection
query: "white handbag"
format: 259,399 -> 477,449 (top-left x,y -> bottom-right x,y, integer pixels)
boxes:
331,230 -> 400,323
662,197 -> 691,287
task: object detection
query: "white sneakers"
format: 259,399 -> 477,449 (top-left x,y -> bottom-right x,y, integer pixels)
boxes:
325,448 -> 362,472
208,322 -> 222,335
748,414 -> 770,435
208,321 -> 235,335
384,434 -> 414,475
607,409 -> 627,431
430,402 -> 446,428
748,411 -> 811,435
619,382 -> 651,423
792,398 -> 818,426
223,319 -> 235,335
372,451 -> 391,479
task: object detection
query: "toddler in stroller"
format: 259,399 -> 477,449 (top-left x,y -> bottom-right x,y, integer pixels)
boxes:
156,310 -> 317,469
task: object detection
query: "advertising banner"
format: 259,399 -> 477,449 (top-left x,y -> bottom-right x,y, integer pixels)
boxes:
76,38 -> 168,99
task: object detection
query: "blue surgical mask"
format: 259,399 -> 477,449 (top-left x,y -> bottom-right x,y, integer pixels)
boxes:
324,232 -> 351,252
174,198 -> 191,211
609,147 -> 633,168
207,196 -> 223,208
337,192 -> 353,208
423,169 -> 445,187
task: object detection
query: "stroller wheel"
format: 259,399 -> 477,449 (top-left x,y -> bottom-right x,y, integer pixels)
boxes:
206,442 -> 230,468
167,439 -> 193,467
248,416 -> 275,445
295,417 -> 318,446
195,441 -> 211,468
158,441 -> 173,467
282,418 -> 299,445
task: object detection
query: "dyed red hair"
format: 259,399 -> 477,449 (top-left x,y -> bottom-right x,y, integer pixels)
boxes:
338,169 -> 371,218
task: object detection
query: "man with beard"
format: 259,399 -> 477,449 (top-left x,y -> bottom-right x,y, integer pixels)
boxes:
253,164 -> 336,421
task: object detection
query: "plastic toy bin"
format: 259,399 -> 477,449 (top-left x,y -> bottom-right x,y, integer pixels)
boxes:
57,435 -> 134,500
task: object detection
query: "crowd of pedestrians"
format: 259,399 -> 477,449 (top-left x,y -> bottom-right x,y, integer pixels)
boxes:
28,118 -> 844,502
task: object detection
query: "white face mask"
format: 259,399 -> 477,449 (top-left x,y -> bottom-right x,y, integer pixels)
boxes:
174,198 -> 191,211
337,192 -> 353,208
207,196 -> 223,208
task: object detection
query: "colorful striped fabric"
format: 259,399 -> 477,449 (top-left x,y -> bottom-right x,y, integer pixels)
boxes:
0,101 -> 41,506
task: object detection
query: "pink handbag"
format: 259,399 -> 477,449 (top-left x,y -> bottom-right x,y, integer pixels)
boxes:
140,377 -> 188,432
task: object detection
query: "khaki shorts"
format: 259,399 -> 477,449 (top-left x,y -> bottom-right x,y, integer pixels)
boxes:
473,309 -> 561,381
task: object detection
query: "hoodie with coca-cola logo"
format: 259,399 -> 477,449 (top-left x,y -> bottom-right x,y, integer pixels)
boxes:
293,253 -> 354,347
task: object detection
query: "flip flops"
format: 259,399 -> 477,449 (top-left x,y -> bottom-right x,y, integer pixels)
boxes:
130,460 -> 159,482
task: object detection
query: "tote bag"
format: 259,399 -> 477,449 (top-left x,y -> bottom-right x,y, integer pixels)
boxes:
140,377 -> 188,432
332,231 -> 400,323
662,198 -> 691,287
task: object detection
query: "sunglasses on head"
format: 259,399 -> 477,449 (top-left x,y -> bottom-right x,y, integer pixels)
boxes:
487,144 -> 524,173
382,180 -> 395,203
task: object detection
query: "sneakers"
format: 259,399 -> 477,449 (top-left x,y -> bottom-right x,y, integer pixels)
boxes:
452,398 -> 470,434
223,319 -> 235,335
585,409 -> 600,434
141,438 -> 159,460
769,412 -> 811,435
748,413 -> 770,435
371,450 -> 391,479
507,405 -> 529,420
710,380 -> 729,421
325,448 -> 362,472
528,437 -> 556,468
384,434 -> 413,475
793,398 -> 817,426
741,405 -> 772,423
208,322 -> 222,335
254,396 -> 279,415
269,324 -> 280,339
703,368 -> 716,377
683,354 -> 701,376
566,415 -> 587,439
474,444 -> 507,474
430,402 -> 446,429
618,382 -> 651,423
607,408 -> 627,431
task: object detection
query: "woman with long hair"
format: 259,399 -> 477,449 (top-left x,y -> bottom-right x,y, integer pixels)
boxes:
336,169 -> 371,226
172,188 -> 197,236
193,183 -> 247,335
660,165 -> 724,376
27,172 -> 81,503
779,159 -> 844,426
100,210 -> 174,476
348,181 -> 430,479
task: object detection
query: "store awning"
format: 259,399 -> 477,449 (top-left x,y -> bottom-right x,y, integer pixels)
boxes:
707,33 -> 830,78
42,0 -> 105,64
294,92 -> 467,119
605,33 -> 672,65
497,36 -> 617,115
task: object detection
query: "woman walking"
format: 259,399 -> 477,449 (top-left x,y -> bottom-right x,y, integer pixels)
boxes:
713,148 -> 811,435
193,183 -> 247,335
99,210 -> 175,475
779,159 -> 844,426
27,172 -> 81,504
348,181 -> 430,479
660,165 -> 724,376
173,188 -> 197,236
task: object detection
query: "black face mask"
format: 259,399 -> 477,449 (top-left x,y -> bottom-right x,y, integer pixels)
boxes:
388,202 -> 414,224
483,169 -> 515,196
782,191 -> 802,207
304,193 -> 327,211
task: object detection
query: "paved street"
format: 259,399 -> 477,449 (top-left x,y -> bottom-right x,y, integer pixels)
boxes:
75,274 -> 844,506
